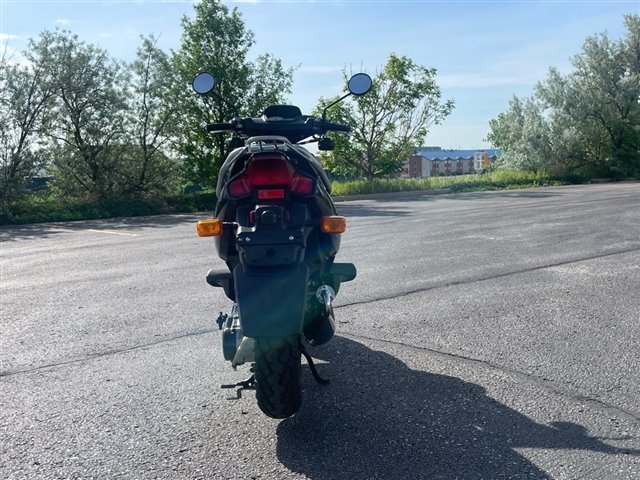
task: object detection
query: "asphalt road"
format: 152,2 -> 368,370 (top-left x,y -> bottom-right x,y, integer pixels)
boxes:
1,182 -> 639,479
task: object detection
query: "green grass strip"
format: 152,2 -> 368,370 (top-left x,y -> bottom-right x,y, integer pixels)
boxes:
331,171 -> 587,196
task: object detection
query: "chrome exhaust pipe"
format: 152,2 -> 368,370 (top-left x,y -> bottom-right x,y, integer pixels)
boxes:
232,336 -> 255,368
308,285 -> 337,346
316,285 -> 335,315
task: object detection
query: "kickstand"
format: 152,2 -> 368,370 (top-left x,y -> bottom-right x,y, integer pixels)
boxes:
299,341 -> 330,385
221,374 -> 256,399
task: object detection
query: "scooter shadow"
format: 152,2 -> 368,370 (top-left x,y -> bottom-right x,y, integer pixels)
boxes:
276,336 -> 636,480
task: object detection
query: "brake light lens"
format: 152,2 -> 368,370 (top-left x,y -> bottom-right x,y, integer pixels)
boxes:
197,219 -> 223,237
227,155 -> 314,198
320,216 -> 347,234
228,176 -> 251,197
290,172 -> 314,194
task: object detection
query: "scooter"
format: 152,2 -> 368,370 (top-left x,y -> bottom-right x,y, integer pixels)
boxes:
193,71 -> 372,418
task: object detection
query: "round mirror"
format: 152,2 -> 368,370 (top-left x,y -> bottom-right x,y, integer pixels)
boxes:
192,72 -> 216,94
348,73 -> 372,96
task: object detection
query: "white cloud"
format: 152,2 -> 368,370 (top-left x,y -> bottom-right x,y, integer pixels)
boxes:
0,34 -> 24,66
438,51 -> 573,90
54,18 -> 72,26
438,71 -> 537,89
0,45 -> 29,67
427,122 -> 492,150
0,33 -> 19,42
99,33 -> 114,38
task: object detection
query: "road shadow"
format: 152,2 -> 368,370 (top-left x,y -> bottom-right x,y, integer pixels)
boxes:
0,213 -> 206,242
336,203 -> 415,218
277,336 -> 637,480
335,189 -> 566,218
447,189 -> 565,201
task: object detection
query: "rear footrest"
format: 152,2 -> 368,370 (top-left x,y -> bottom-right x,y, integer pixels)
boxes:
206,269 -> 235,300
329,263 -> 357,283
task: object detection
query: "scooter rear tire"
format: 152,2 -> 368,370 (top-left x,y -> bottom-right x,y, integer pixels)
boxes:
254,336 -> 302,419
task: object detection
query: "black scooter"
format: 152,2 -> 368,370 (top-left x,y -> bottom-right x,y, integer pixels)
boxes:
193,72 -> 372,418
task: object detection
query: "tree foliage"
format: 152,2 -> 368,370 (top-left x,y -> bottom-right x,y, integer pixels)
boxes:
0,0 -> 295,211
29,30 -> 132,198
488,14 -> 640,177
172,0 -> 294,189
318,54 -> 454,180
128,35 -> 181,196
487,96 -> 555,174
0,48 -> 55,210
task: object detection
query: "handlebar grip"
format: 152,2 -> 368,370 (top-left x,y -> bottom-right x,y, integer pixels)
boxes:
324,122 -> 351,133
206,123 -> 234,132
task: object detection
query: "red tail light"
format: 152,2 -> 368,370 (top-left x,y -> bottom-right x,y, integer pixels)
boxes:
290,172 -> 314,194
227,155 -> 314,198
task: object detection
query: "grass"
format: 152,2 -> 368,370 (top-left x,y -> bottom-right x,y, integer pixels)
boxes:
332,171 -> 587,196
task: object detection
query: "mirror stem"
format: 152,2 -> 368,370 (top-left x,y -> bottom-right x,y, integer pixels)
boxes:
321,92 -> 351,122
213,91 -> 240,118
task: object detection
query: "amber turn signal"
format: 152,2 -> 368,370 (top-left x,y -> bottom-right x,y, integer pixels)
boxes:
320,216 -> 347,234
197,219 -> 223,237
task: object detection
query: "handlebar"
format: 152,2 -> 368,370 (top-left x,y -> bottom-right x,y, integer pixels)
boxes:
322,121 -> 351,133
204,115 -> 350,143
206,123 -> 234,132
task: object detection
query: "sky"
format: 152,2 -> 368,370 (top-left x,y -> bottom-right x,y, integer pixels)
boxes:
1,0 -> 637,149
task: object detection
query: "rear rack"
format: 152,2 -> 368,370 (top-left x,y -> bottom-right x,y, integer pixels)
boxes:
245,136 -> 296,153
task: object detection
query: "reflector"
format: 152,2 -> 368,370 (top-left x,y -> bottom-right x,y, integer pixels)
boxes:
258,189 -> 286,200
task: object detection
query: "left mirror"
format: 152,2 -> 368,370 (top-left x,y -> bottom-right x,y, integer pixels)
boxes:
347,73 -> 373,96
192,72 -> 216,94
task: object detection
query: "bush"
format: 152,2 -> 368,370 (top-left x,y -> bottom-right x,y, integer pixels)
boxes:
165,192 -> 216,213
3,192 -> 217,225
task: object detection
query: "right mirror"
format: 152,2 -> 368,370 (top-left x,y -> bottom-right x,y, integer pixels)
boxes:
192,72 -> 216,95
347,73 -> 372,96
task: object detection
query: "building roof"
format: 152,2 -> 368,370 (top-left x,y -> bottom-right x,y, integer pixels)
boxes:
415,148 -> 501,161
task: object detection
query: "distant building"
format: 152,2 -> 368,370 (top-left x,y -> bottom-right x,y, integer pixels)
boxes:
400,147 -> 501,178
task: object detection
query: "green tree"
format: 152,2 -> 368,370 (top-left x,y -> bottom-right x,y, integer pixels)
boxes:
30,30 -> 131,198
0,45 -> 55,212
488,14 -> 640,177
486,96 -> 555,174
245,53 -> 295,116
126,34 -> 180,196
318,54 -> 454,180
314,97 -> 361,178
538,14 -> 640,176
172,0 -> 294,189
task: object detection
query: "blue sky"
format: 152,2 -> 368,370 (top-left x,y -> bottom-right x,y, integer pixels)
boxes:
1,0 -> 637,148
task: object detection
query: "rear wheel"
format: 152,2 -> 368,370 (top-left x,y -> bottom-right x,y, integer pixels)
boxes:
254,336 -> 302,419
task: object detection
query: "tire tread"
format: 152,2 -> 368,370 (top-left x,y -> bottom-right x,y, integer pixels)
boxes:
254,337 -> 302,419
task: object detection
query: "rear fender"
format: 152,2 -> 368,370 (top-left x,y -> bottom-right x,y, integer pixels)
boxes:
233,264 -> 309,338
